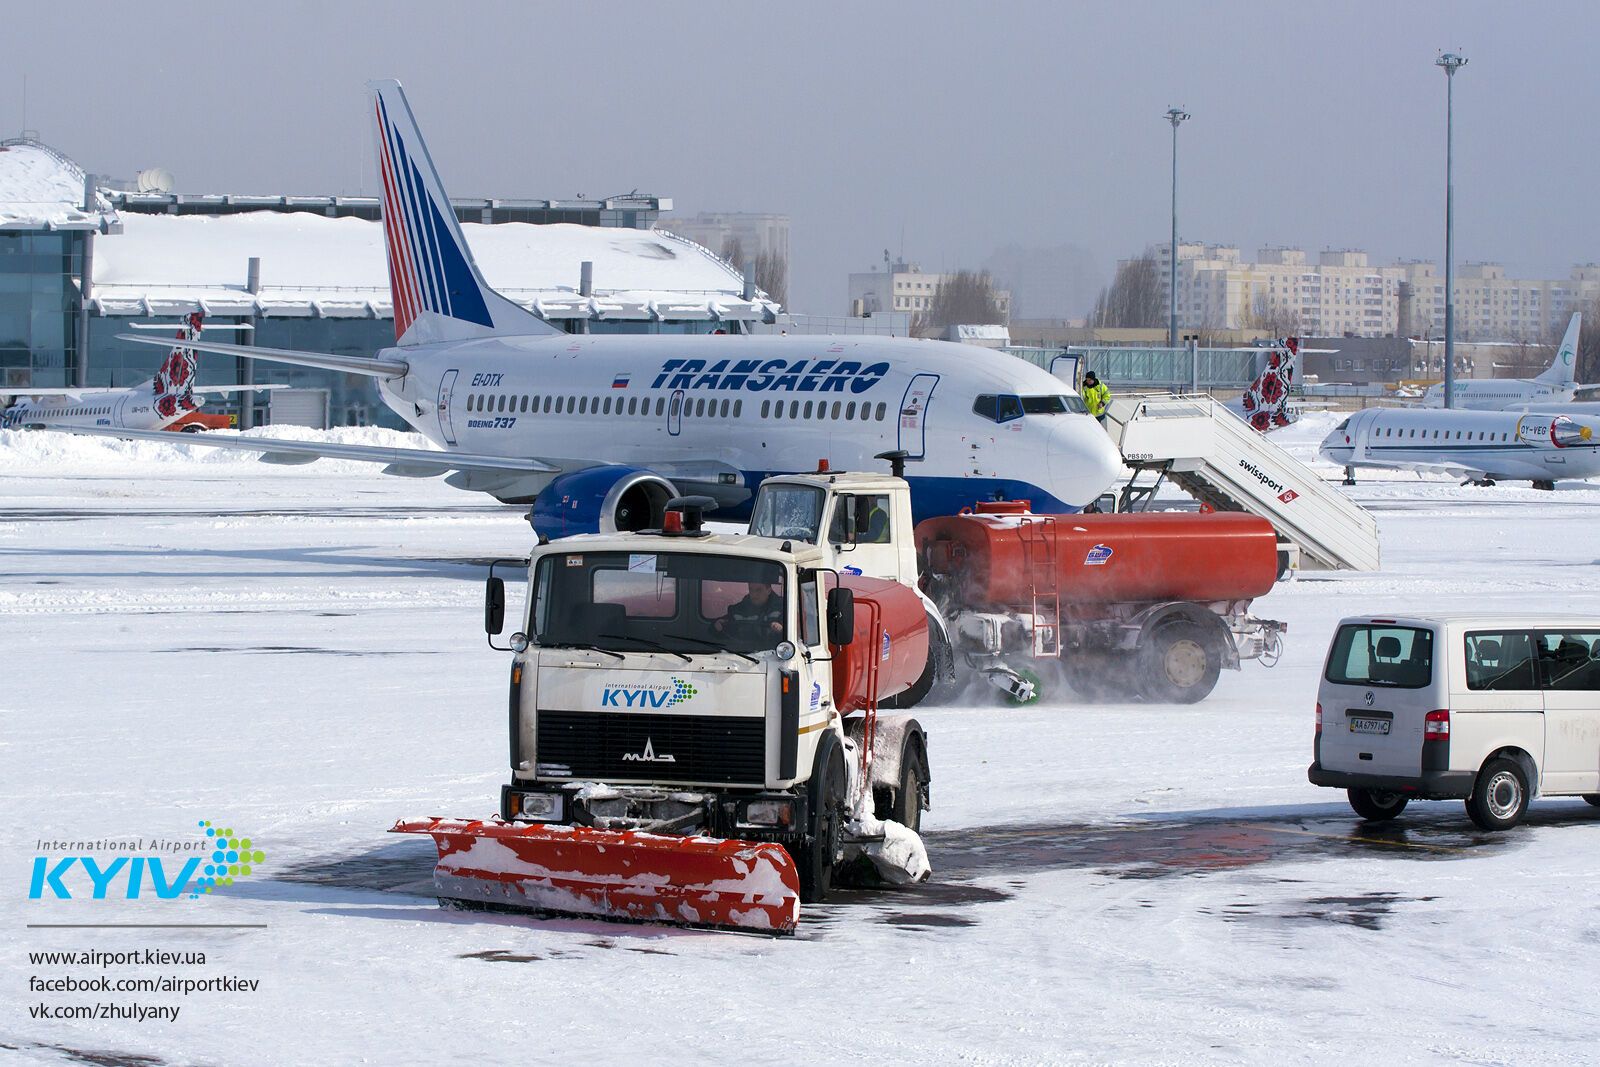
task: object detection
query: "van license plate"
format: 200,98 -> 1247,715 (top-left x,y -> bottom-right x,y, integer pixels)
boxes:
1348,717 -> 1390,735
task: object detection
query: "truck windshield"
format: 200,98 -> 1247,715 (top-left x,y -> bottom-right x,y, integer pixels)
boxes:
532,551 -> 788,655
1325,624 -> 1434,688
748,484 -> 825,543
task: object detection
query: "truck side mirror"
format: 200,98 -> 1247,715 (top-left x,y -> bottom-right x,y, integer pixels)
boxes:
485,576 -> 506,635
826,587 -> 855,646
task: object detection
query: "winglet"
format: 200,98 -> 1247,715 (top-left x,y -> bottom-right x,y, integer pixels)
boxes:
368,79 -> 561,346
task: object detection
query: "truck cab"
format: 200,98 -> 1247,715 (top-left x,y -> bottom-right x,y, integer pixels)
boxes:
485,502 -> 932,901
747,469 -> 919,588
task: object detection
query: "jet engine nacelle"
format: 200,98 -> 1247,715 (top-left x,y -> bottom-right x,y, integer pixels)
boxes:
529,465 -> 678,540
1518,414 -> 1596,449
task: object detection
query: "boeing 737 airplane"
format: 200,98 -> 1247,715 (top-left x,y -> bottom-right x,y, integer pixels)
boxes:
1320,405 -> 1600,489
1416,313 -> 1585,409
57,80 -> 1126,535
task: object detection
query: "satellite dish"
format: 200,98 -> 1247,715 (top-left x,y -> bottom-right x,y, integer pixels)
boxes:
136,168 -> 175,194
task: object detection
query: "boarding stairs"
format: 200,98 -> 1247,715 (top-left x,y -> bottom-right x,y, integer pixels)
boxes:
1102,394 -> 1381,572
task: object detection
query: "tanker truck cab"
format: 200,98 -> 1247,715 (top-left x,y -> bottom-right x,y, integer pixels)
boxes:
747,466 -> 919,588
1309,614 -> 1600,831
480,499 -> 933,906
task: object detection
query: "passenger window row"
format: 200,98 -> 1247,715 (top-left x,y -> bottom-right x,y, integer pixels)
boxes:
1466,631 -> 1600,691
1380,426 -> 1510,442
464,393 -> 746,419
759,399 -> 887,422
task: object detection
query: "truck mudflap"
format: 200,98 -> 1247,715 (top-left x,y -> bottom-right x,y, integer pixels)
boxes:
391,817 -> 801,934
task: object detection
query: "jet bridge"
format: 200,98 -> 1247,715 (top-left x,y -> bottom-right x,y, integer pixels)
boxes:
1102,394 -> 1380,572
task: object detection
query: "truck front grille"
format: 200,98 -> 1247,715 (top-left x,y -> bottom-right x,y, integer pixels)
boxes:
535,711 -> 765,785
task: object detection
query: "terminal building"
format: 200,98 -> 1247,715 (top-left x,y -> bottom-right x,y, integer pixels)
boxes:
0,137 -> 779,428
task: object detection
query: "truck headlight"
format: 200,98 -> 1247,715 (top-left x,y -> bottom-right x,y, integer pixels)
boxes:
774,640 -> 797,661
738,799 -> 795,829
510,632 -> 529,653
515,791 -> 563,822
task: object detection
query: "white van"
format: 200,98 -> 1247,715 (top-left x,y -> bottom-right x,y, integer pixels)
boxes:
1309,614 -> 1600,830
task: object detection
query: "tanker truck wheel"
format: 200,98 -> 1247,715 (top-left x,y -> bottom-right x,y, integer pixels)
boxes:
795,743 -> 848,903
889,738 -> 930,832
880,612 -> 954,709
1138,620 -> 1221,704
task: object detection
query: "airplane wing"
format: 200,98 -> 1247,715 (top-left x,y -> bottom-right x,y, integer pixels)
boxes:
0,387 -> 118,399
116,334 -> 409,378
191,384 -> 290,395
48,424 -> 558,476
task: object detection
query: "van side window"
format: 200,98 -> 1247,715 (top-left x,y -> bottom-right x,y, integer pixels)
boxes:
1534,631 -> 1600,690
1464,631 -> 1538,691
1325,624 -> 1433,688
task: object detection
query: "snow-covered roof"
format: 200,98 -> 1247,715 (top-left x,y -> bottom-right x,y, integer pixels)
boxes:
89,212 -> 778,322
0,139 -> 119,232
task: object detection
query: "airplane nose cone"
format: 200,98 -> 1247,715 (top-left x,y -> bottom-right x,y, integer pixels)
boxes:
1048,416 -> 1127,507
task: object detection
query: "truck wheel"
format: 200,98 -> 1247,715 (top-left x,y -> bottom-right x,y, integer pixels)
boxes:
796,745 -> 847,903
1138,620 -> 1221,704
1064,653 -> 1121,702
888,738 -> 929,832
1465,757 -> 1529,831
1347,788 -> 1408,822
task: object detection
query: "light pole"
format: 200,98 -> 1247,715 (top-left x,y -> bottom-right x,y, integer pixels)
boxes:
1437,51 -> 1467,407
1165,107 -> 1190,350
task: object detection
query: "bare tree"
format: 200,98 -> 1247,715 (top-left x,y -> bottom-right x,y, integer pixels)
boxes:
718,236 -> 787,307
913,270 -> 1005,336
1090,250 -> 1163,328
753,247 -> 787,307
1240,292 -> 1302,337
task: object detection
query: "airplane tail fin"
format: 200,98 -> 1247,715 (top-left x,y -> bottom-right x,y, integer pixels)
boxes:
1237,337 -> 1299,431
369,79 -> 561,347
151,311 -> 204,421
1533,313 -> 1581,388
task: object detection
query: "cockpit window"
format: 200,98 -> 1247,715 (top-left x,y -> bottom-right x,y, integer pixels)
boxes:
973,394 -> 1024,423
1021,395 -> 1087,415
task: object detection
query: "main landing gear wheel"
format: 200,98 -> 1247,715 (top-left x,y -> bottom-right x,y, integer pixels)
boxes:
1466,757 -> 1529,831
1532,479 -> 1556,491
1138,620 -> 1222,704
795,745 -> 847,903
1347,788 -> 1409,822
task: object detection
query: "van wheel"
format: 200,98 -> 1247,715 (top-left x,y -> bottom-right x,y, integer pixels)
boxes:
1583,794 -> 1600,808
1466,758 -> 1529,831
1138,620 -> 1221,704
1348,788 -> 1408,822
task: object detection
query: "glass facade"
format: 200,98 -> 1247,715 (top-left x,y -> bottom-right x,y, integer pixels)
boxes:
0,232 -> 83,389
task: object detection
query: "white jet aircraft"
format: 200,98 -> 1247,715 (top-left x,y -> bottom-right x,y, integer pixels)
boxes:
1319,405 -> 1600,489
0,313 -> 273,432
60,80 -> 1126,535
1416,313 -> 1585,410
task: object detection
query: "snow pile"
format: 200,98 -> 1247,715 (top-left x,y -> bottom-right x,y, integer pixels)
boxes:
0,140 -> 116,230
0,424 -> 438,475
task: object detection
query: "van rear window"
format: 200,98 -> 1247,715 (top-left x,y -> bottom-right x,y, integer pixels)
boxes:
1325,624 -> 1434,688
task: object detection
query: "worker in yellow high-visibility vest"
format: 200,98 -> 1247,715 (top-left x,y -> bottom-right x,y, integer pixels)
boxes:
1080,371 -> 1111,423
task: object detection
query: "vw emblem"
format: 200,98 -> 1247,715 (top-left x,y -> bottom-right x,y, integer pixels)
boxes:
1363,691 -> 1375,706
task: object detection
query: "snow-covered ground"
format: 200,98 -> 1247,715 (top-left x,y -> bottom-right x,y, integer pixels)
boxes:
4,418 -> 1599,1065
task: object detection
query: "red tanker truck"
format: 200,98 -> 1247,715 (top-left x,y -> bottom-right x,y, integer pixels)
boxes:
749,463 -> 1286,704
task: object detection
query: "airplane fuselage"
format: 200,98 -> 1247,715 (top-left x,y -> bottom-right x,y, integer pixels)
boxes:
1320,407 -> 1600,483
374,332 -> 1128,520
1420,380 -> 1575,410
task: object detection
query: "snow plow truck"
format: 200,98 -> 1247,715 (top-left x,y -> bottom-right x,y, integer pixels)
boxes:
394,497 -> 934,935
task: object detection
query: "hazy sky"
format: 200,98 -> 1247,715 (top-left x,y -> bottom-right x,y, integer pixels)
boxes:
13,1 -> 1599,316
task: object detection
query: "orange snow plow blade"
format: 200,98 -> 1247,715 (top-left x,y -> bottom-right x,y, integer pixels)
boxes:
391,818 -> 801,934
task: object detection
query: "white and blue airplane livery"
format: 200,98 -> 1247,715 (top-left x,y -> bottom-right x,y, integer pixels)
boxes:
67,80 -> 1126,536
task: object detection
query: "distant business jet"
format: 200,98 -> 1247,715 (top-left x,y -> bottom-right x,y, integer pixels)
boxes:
1319,404 -> 1600,489
55,80 -> 1127,535
0,313 -> 274,432
1416,313 -> 1586,410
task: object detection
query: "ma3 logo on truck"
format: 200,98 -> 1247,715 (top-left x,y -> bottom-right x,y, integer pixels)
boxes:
28,820 -> 265,901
